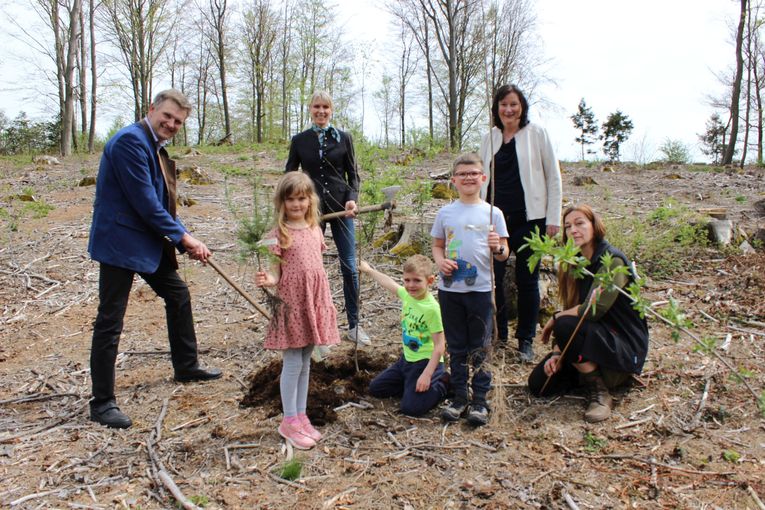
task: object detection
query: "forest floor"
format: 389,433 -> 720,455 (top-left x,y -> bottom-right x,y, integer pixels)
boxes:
0,147 -> 764,509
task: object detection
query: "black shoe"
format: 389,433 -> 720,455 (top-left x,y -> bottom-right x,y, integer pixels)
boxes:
518,339 -> 534,363
441,398 -> 468,422
90,402 -> 132,429
174,366 -> 223,383
466,403 -> 489,427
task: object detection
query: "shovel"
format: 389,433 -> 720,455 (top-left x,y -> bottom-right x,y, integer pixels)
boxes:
207,257 -> 271,320
320,185 -> 401,221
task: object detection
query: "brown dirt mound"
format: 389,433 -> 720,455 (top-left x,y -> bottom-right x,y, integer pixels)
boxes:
240,350 -> 389,425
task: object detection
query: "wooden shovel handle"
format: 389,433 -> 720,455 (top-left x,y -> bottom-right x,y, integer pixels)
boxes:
207,257 -> 271,320
320,202 -> 393,221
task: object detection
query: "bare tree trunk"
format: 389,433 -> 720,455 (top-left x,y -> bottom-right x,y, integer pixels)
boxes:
741,0 -> 754,167
88,0 -> 97,152
79,4 -> 87,142
61,0 -> 82,157
723,0 -> 748,165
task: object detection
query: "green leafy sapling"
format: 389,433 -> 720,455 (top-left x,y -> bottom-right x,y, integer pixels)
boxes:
521,228 -> 765,416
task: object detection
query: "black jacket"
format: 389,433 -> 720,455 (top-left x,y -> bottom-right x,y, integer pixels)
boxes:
285,128 -> 360,214
579,240 -> 650,374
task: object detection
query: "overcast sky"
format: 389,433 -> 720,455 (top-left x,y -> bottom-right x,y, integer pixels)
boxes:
0,0 -> 741,162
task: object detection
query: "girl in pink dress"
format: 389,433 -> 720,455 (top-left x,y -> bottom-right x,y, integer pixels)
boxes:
256,172 -> 341,450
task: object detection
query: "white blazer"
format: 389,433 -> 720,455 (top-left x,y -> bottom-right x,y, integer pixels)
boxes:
479,123 -> 562,227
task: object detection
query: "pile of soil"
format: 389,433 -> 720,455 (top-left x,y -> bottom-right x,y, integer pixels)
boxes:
240,350 -> 389,425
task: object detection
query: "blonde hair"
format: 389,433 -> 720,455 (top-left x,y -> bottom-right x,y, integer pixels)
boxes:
452,152 -> 483,173
558,204 -> 607,308
309,90 -> 334,110
153,89 -> 193,115
273,172 -> 320,249
403,254 -> 435,278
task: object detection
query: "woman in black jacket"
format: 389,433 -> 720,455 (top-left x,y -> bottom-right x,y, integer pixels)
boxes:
527,204 -> 649,422
285,90 -> 371,345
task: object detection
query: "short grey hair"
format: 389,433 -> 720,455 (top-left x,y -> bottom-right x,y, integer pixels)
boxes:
153,89 -> 193,115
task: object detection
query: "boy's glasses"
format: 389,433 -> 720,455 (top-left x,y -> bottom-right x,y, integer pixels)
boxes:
454,171 -> 482,179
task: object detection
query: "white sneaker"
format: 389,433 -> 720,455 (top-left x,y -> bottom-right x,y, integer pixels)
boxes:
345,325 -> 372,345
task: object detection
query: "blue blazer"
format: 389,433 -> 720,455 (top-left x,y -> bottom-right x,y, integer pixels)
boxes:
88,122 -> 187,273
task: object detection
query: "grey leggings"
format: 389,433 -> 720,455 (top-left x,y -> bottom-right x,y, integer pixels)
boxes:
280,346 -> 314,417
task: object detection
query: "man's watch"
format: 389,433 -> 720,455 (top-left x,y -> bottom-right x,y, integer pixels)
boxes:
494,246 -> 505,255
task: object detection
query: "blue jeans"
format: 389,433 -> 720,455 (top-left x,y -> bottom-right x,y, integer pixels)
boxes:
494,216 -> 545,341
438,290 -> 492,405
326,216 -> 359,328
368,356 -> 446,416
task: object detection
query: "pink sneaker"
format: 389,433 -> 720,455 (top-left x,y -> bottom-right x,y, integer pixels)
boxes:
298,414 -> 322,442
278,417 -> 315,450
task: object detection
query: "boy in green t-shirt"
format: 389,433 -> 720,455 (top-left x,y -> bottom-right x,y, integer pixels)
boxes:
359,255 -> 447,416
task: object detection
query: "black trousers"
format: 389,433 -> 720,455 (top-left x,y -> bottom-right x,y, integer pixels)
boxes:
90,256 -> 198,406
494,216 -> 546,341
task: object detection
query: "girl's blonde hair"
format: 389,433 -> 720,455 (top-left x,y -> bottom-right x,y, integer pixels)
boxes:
558,204 -> 607,308
273,172 -> 320,248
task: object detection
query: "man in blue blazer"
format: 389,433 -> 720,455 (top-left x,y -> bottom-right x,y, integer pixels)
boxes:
88,89 -> 221,429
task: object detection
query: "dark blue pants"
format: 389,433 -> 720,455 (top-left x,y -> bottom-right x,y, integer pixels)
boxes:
494,217 -> 545,341
438,290 -> 492,405
325,216 -> 359,328
90,256 -> 199,407
368,356 -> 447,416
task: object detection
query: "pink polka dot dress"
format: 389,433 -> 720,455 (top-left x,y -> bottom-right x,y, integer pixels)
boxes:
263,225 -> 341,350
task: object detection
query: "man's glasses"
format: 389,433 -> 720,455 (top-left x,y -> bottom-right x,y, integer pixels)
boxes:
454,171 -> 482,179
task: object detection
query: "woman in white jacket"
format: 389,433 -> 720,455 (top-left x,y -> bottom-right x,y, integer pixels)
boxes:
479,84 -> 562,362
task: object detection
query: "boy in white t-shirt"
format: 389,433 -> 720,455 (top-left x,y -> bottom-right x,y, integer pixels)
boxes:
431,153 -> 510,426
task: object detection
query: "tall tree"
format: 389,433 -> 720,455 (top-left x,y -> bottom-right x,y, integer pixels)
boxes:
723,0 -> 748,164
87,0 -> 97,152
570,98 -> 598,160
201,0 -> 232,142
601,110 -> 633,162
242,0 -> 278,143
61,0 -> 82,156
396,22 -> 417,147
101,0 -> 172,120
699,113 -> 728,165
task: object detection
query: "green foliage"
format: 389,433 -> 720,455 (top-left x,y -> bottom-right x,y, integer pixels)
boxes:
659,297 -> 692,343
601,110 -> 634,162
356,139 -> 404,244
571,98 -> 599,160
759,391 -> 765,417
0,112 -> 60,155
280,457 -> 303,481
218,164 -> 252,177
699,113 -> 727,165
231,176 -> 277,268
659,138 -> 690,164
23,199 -> 54,219
607,200 -> 709,278
583,432 -> 607,453
735,195 -> 746,203
180,494 -> 210,508
729,367 -> 754,384
692,336 -> 718,354
722,449 -> 741,463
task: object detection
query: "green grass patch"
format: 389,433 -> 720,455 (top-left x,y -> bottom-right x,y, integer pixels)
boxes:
606,199 -> 709,279
279,457 -> 303,481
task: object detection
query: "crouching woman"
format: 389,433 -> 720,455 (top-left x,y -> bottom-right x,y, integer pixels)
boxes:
527,204 -> 649,422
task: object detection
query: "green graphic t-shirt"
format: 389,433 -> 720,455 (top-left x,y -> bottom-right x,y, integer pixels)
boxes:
397,286 -> 444,362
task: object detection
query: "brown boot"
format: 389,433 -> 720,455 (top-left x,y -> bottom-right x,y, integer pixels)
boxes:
582,370 -> 613,423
